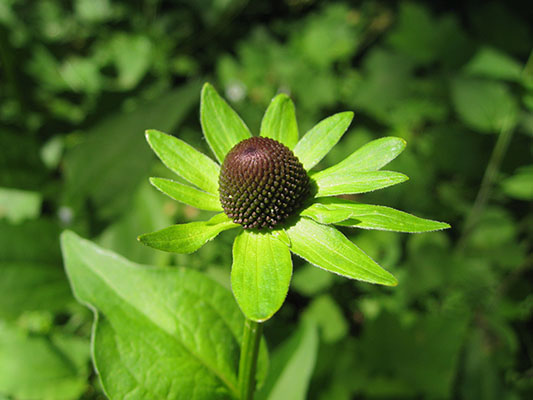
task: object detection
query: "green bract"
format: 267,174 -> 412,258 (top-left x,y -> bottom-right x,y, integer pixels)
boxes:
140,83 -> 450,322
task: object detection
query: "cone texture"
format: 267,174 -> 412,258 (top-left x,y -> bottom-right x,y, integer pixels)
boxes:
219,137 -> 309,229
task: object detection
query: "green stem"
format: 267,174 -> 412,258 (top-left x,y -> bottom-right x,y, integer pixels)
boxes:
457,123 -> 515,251
238,318 -> 263,400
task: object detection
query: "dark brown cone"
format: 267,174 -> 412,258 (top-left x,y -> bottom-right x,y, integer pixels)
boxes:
219,137 -> 309,229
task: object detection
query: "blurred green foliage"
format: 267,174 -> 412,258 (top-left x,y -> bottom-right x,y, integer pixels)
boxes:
1,0 -> 532,399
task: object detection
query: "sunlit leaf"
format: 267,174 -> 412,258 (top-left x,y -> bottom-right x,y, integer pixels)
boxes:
138,213 -> 238,254
311,170 -> 408,197
286,217 -> 397,286
320,137 -> 406,174
302,198 -> 450,232
146,129 -> 220,194
260,94 -> 298,149
293,112 -> 353,170
61,231 -> 268,400
231,230 -> 292,322
150,177 -> 222,211
201,83 -> 251,162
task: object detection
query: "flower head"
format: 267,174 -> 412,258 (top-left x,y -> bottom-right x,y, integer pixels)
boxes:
219,136 -> 310,229
139,83 -> 450,322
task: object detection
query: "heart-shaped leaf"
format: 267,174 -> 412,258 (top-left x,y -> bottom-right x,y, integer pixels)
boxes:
61,231 -> 268,400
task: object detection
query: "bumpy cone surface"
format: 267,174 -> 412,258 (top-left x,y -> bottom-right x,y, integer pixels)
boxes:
219,137 -> 310,229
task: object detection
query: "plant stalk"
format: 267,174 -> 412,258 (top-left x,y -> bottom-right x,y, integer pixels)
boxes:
457,123 -> 515,251
238,318 -> 263,400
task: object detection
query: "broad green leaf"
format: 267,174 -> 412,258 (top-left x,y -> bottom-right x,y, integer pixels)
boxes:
500,165 -> 533,200
464,47 -> 524,82
319,137 -> 406,174
201,83 -> 251,162
302,198 -> 450,232
0,219 -> 72,319
451,78 -> 518,133
285,217 -> 397,286
64,81 -> 201,219
231,230 -> 292,322
146,129 -> 220,194
311,170 -> 408,197
150,177 -> 222,211
256,321 -> 318,400
293,112 -> 354,170
0,187 -> 41,223
61,231 -> 268,400
302,295 -> 348,343
260,94 -> 298,149
98,182 -> 173,266
0,322 -> 89,400
138,213 -> 238,254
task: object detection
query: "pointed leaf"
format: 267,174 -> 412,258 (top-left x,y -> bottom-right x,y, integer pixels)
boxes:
260,94 -> 298,149
61,231 -> 268,400
285,217 -> 397,286
320,136 -> 406,174
303,198 -> 450,232
311,170 -> 408,197
138,213 -> 238,254
256,322 -> 318,400
146,129 -> 220,194
200,83 -> 251,163
293,112 -> 354,170
231,230 -> 292,322
150,177 -> 222,211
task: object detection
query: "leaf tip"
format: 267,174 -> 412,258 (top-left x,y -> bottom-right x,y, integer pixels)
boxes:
201,82 -> 215,97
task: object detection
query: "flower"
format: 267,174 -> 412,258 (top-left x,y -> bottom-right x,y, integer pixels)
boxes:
139,83 -> 450,322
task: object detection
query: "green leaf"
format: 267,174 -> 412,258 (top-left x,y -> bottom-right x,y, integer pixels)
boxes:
0,187 -> 42,223
311,170 -> 409,197
451,77 -> 519,133
231,230 -> 292,322
500,165 -> 533,200
146,129 -> 220,194
138,213 -> 238,254
293,112 -> 354,170
302,198 -> 450,232
285,217 -> 397,286
319,137 -> 406,174
260,94 -> 298,149
0,219 -> 72,319
63,81 -> 201,219
291,265 -> 334,296
302,295 -> 348,343
256,321 -> 318,400
201,82 -> 252,163
464,47 -> 524,82
61,231 -> 267,400
150,177 -> 222,211
0,262 -> 72,320
98,182 -> 174,266
0,322 -> 89,400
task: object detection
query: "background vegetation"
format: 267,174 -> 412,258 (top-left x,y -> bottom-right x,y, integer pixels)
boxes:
1,0 -> 532,399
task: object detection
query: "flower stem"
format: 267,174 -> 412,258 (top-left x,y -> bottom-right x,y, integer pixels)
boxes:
238,318 -> 263,400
